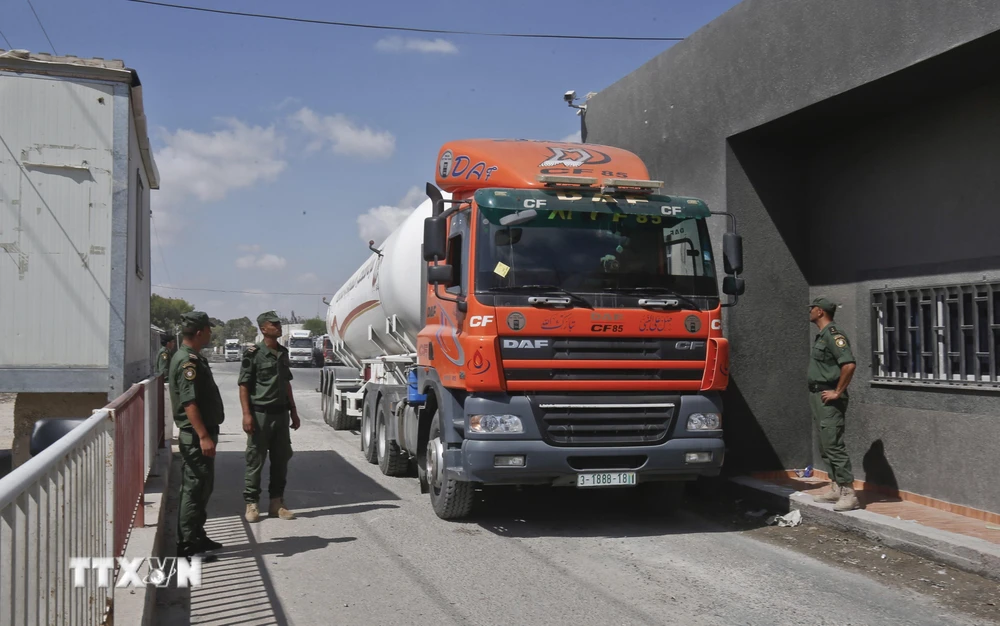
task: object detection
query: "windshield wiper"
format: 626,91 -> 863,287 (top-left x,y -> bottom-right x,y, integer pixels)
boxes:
489,284 -> 593,309
602,286 -> 702,311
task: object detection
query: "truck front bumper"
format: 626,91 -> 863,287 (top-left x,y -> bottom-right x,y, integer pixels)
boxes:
448,438 -> 724,486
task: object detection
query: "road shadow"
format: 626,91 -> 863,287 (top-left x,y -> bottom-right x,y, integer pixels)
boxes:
470,482 -> 762,539
214,534 -> 356,559
207,449 -> 401,521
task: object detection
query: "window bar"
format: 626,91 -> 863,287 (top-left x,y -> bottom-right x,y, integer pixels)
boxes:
973,284 -> 985,383
934,289 -> 945,380
958,287 -> 967,381
989,282 -> 998,383
905,290 -> 914,379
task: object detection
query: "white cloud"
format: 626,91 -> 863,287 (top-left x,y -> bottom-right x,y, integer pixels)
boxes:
560,130 -> 582,143
289,107 -> 395,160
236,253 -> 287,271
272,96 -> 302,111
154,119 -> 287,209
356,186 -> 423,245
375,36 -> 458,54
296,272 -> 318,283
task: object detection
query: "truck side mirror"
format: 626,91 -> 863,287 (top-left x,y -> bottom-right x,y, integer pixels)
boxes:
723,232 -> 743,275
427,264 -> 455,287
423,217 -> 447,262
723,276 -> 746,296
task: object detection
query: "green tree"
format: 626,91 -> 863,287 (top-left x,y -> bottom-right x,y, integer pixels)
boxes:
226,317 -> 256,343
151,294 -> 194,334
302,317 -> 326,335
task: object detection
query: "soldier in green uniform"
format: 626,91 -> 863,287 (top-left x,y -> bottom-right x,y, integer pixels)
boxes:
168,311 -> 225,558
807,297 -> 860,512
239,311 -> 300,522
155,333 -> 176,377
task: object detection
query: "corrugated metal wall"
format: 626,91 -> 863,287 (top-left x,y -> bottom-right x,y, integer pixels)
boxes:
0,73 -> 115,367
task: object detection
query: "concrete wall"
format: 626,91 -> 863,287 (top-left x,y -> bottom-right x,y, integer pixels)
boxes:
584,0 -> 1000,512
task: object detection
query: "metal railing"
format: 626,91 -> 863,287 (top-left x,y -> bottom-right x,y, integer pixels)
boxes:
0,409 -> 115,626
106,383 -> 146,558
0,373 -> 166,625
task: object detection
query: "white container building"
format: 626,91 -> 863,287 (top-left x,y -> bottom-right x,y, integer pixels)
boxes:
0,50 -> 160,399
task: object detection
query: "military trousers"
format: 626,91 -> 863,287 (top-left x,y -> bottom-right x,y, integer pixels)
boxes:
809,392 -> 855,486
243,409 -> 293,503
177,429 -> 217,547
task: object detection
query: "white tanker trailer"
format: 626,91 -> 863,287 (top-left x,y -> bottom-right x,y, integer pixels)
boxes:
319,193 -> 448,434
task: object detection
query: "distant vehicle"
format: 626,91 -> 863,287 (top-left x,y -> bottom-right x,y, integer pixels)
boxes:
286,330 -> 314,367
224,339 -> 241,362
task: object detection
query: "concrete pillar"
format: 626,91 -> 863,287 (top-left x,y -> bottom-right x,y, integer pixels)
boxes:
11,392 -> 108,468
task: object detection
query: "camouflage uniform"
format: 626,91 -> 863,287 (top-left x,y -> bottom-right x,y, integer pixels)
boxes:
168,312 -> 224,555
240,311 -> 296,521
807,297 -> 859,511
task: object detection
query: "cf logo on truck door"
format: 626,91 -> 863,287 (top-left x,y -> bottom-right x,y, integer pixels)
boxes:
523,199 -> 547,209
470,315 -> 494,327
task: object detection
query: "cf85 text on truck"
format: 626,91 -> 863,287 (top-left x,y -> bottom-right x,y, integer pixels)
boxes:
319,139 -> 745,519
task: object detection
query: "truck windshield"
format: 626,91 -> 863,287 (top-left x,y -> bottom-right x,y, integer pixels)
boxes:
288,338 -> 313,348
474,197 -> 718,297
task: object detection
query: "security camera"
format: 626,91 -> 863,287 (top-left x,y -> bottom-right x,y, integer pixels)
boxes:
564,90 -> 577,103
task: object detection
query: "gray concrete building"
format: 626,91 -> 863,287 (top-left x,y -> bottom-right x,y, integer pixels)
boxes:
583,0 -> 1000,514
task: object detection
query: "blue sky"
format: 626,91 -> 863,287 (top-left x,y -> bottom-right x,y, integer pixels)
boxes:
3,0 -> 740,323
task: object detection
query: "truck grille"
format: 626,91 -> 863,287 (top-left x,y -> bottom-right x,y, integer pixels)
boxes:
500,337 -> 707,361
506,368 -> 702,382
532,394 -> 677,447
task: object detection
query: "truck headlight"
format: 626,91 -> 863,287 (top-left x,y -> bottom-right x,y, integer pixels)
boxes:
469,415 -> 523,434
687,413 -> 721,431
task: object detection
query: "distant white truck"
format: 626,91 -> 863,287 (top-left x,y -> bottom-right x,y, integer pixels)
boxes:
286,330 -> 315,367
224,339 -> 241,362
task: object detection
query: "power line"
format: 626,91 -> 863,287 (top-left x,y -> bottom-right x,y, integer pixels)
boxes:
0,27 -> 12,49
125,0 -> 686,42
25,0 -> 57,54
154,284 -> 329,296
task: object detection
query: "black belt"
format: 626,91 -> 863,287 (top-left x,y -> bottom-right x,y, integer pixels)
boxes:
808,383 -> 835,392
252,404 -> 288,414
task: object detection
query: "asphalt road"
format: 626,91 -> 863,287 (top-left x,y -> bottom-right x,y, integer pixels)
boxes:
154,362 -> 995,626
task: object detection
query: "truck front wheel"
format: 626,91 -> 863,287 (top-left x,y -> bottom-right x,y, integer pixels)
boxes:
426,412 -> 474,520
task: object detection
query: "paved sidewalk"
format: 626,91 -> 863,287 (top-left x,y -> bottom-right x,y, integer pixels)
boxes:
731,474 -> 1000,582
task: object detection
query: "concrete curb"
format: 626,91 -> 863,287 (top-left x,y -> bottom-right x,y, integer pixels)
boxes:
113,441 -> 177,626
729,476 -> 1000,582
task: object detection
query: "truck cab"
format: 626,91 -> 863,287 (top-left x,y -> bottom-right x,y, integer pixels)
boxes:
224,339 -> 241,362
287,330 -> 315,367
323,139 -> 745,520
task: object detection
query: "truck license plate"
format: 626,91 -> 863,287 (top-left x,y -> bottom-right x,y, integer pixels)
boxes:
576,472 -> 637,488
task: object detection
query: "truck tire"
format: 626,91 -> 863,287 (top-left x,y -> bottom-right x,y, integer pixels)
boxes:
376,401 -> 408,476
361,397 -> 378,464
331,398 -> 353,431
426,412 -> 474,520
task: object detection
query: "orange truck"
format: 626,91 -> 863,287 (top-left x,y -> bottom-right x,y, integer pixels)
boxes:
321,138 -> 745,519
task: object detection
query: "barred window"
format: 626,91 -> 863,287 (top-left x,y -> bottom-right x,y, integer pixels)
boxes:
871,281 -> 1000,387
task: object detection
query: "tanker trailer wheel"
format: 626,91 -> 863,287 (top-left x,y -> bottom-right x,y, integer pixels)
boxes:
320,371 -> 327,415
426,412 -> 474,520
331,397 -> 352,431
361,397 -> 378,464
376,400 -> 408,476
